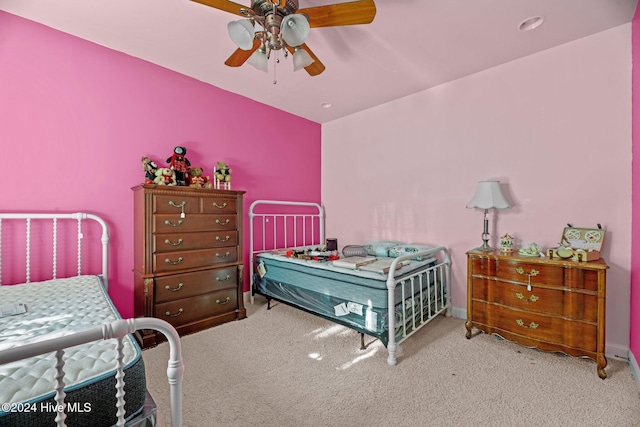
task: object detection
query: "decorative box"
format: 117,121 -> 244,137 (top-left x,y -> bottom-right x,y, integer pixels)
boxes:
546,226 -> 605,262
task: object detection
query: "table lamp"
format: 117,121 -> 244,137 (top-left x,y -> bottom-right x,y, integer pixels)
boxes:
467,180 -> 511,251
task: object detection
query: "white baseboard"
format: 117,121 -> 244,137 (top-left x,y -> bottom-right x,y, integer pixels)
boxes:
629,350 -> 640,384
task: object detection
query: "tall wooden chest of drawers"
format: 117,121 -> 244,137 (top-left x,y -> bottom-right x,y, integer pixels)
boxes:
133,184 -> 246,348
465,249 -> 608,378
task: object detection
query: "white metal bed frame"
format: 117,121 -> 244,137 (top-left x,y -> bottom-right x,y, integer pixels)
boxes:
0,213 -> 184,427
248,200 -> 452,365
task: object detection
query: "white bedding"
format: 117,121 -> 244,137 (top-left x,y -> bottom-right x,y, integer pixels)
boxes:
0,276 -> 139,405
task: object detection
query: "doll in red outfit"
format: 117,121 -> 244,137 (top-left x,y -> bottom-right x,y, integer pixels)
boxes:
166,146 -> 191,186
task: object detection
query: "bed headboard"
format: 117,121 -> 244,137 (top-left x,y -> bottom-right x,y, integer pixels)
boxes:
249,200 -> 325,253
0,213 -> 109,289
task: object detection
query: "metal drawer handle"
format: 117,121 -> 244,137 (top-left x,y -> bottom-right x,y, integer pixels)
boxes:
216,297 -> 231,305
516,319 -> 539,329
515,292 -> 539,303
213,202 -> 228,209
216,275 -> 231,282
164,238 -> 183,246
216,219 -> 231,226
169,201 -> 186,208
515,267 -> 539,291
216,235 -> 231,242
165,257 -> 183,265
165,283 -> 184,292
164,219 -> 183,227
165,308 -> 183,317
216,252 -> 231,258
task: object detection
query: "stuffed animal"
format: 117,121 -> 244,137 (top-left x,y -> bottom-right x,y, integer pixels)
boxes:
141,156 -> 158,184
188,167 -> 212,189
166,146 -> 191,186
214,161 -> 232,183
154,167 -> 177,186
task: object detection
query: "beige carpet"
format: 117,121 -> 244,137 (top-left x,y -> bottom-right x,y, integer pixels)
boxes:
142,298 -> 640,427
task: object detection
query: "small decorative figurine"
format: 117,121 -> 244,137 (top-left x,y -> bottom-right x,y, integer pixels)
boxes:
166,146 -> 191,186
518,242 -> 541,257
154,167 -> 177,186
141,156 -> 158,184
500,233 -> 514,253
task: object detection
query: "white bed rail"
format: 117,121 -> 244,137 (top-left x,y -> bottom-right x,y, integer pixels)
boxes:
249,200 -> 324,303
0,213 -> 109,289
0,317 -> 184,427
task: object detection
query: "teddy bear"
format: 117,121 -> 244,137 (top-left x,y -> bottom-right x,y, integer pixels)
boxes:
166,146 -> 191,186
154,167 -> 177,186
141,156 -> 158,184
214,161 -> 231,183
188,167 -> 212,189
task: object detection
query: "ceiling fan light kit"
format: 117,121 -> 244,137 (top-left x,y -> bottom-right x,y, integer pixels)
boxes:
192,0 -> 377,78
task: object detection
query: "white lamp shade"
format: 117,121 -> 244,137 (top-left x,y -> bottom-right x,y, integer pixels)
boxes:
247,49 -> 268,73
281,14 -> 310,47
466,181 -> 511,210
228,20 -> 255,50
293,48 -> 314,71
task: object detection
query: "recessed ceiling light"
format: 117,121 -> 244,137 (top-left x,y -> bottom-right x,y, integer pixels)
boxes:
518,15 -> 545,32
320,102 -> 332,109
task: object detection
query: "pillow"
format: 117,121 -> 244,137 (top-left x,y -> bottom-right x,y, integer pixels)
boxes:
363,241 -> 402,257
388,244 -> 434,260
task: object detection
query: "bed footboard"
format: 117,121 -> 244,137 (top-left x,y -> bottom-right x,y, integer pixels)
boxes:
385,246 -> 451,366
0,318 -> 184,427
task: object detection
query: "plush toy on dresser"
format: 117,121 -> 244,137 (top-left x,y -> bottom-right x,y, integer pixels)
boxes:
141,156 -> 158,184
214,161 -> 232,189
188,167 -> 212,189
166,146 -> 191,186
154,167 -> 177,186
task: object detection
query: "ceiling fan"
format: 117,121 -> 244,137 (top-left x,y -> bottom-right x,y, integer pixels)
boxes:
191,0 -> 377,77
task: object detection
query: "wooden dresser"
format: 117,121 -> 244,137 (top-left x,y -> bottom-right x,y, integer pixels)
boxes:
133,184 -> 246,348
465,249 -> 608,378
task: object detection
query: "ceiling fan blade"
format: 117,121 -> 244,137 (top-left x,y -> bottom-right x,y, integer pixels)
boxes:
298,0 -> 376,28
286,44 -> 325,76
190,0 -> 248,16
225,40 -> 261,67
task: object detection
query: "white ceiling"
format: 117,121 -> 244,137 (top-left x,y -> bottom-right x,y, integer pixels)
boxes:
0,0 -> 637,123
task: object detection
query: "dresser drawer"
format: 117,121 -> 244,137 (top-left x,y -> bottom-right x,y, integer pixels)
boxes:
154,247 -> 238,273
154,195 -> 201,214
155,267 -> 239,303
154,231 -> 238,252
472,301 -> 597,351
154,214 -> 238,233
202,198 -> 237,214
156,289 -> 238,327
471,279 -> 597,321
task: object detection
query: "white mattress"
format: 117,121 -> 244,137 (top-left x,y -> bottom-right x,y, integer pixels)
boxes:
0,275 -> 140,405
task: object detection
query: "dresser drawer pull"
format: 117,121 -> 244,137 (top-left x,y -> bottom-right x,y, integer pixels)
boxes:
216,235 -> 231,242
515,267 -> 539,291
216,252 -> 231,258
164,219 -> 183,227
165,283 -> 184,292
515,292 -> 539,303
516,319 -> 539,329
213,202 -> 228,209
165,257 -> 183,265
165,308 -> 183,317
216,219 -> 231,226
216,275 -> 231,282
169,201 -> 187,218
216,297 -> 231,305
164,238 -> 183,246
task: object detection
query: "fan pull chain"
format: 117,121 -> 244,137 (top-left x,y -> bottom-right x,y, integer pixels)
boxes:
273,52 -> 278,84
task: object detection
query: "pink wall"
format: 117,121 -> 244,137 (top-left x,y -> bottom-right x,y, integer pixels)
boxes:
0,11 -> 321,318
631,5 -> 640,370
323,25 -> 632,358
